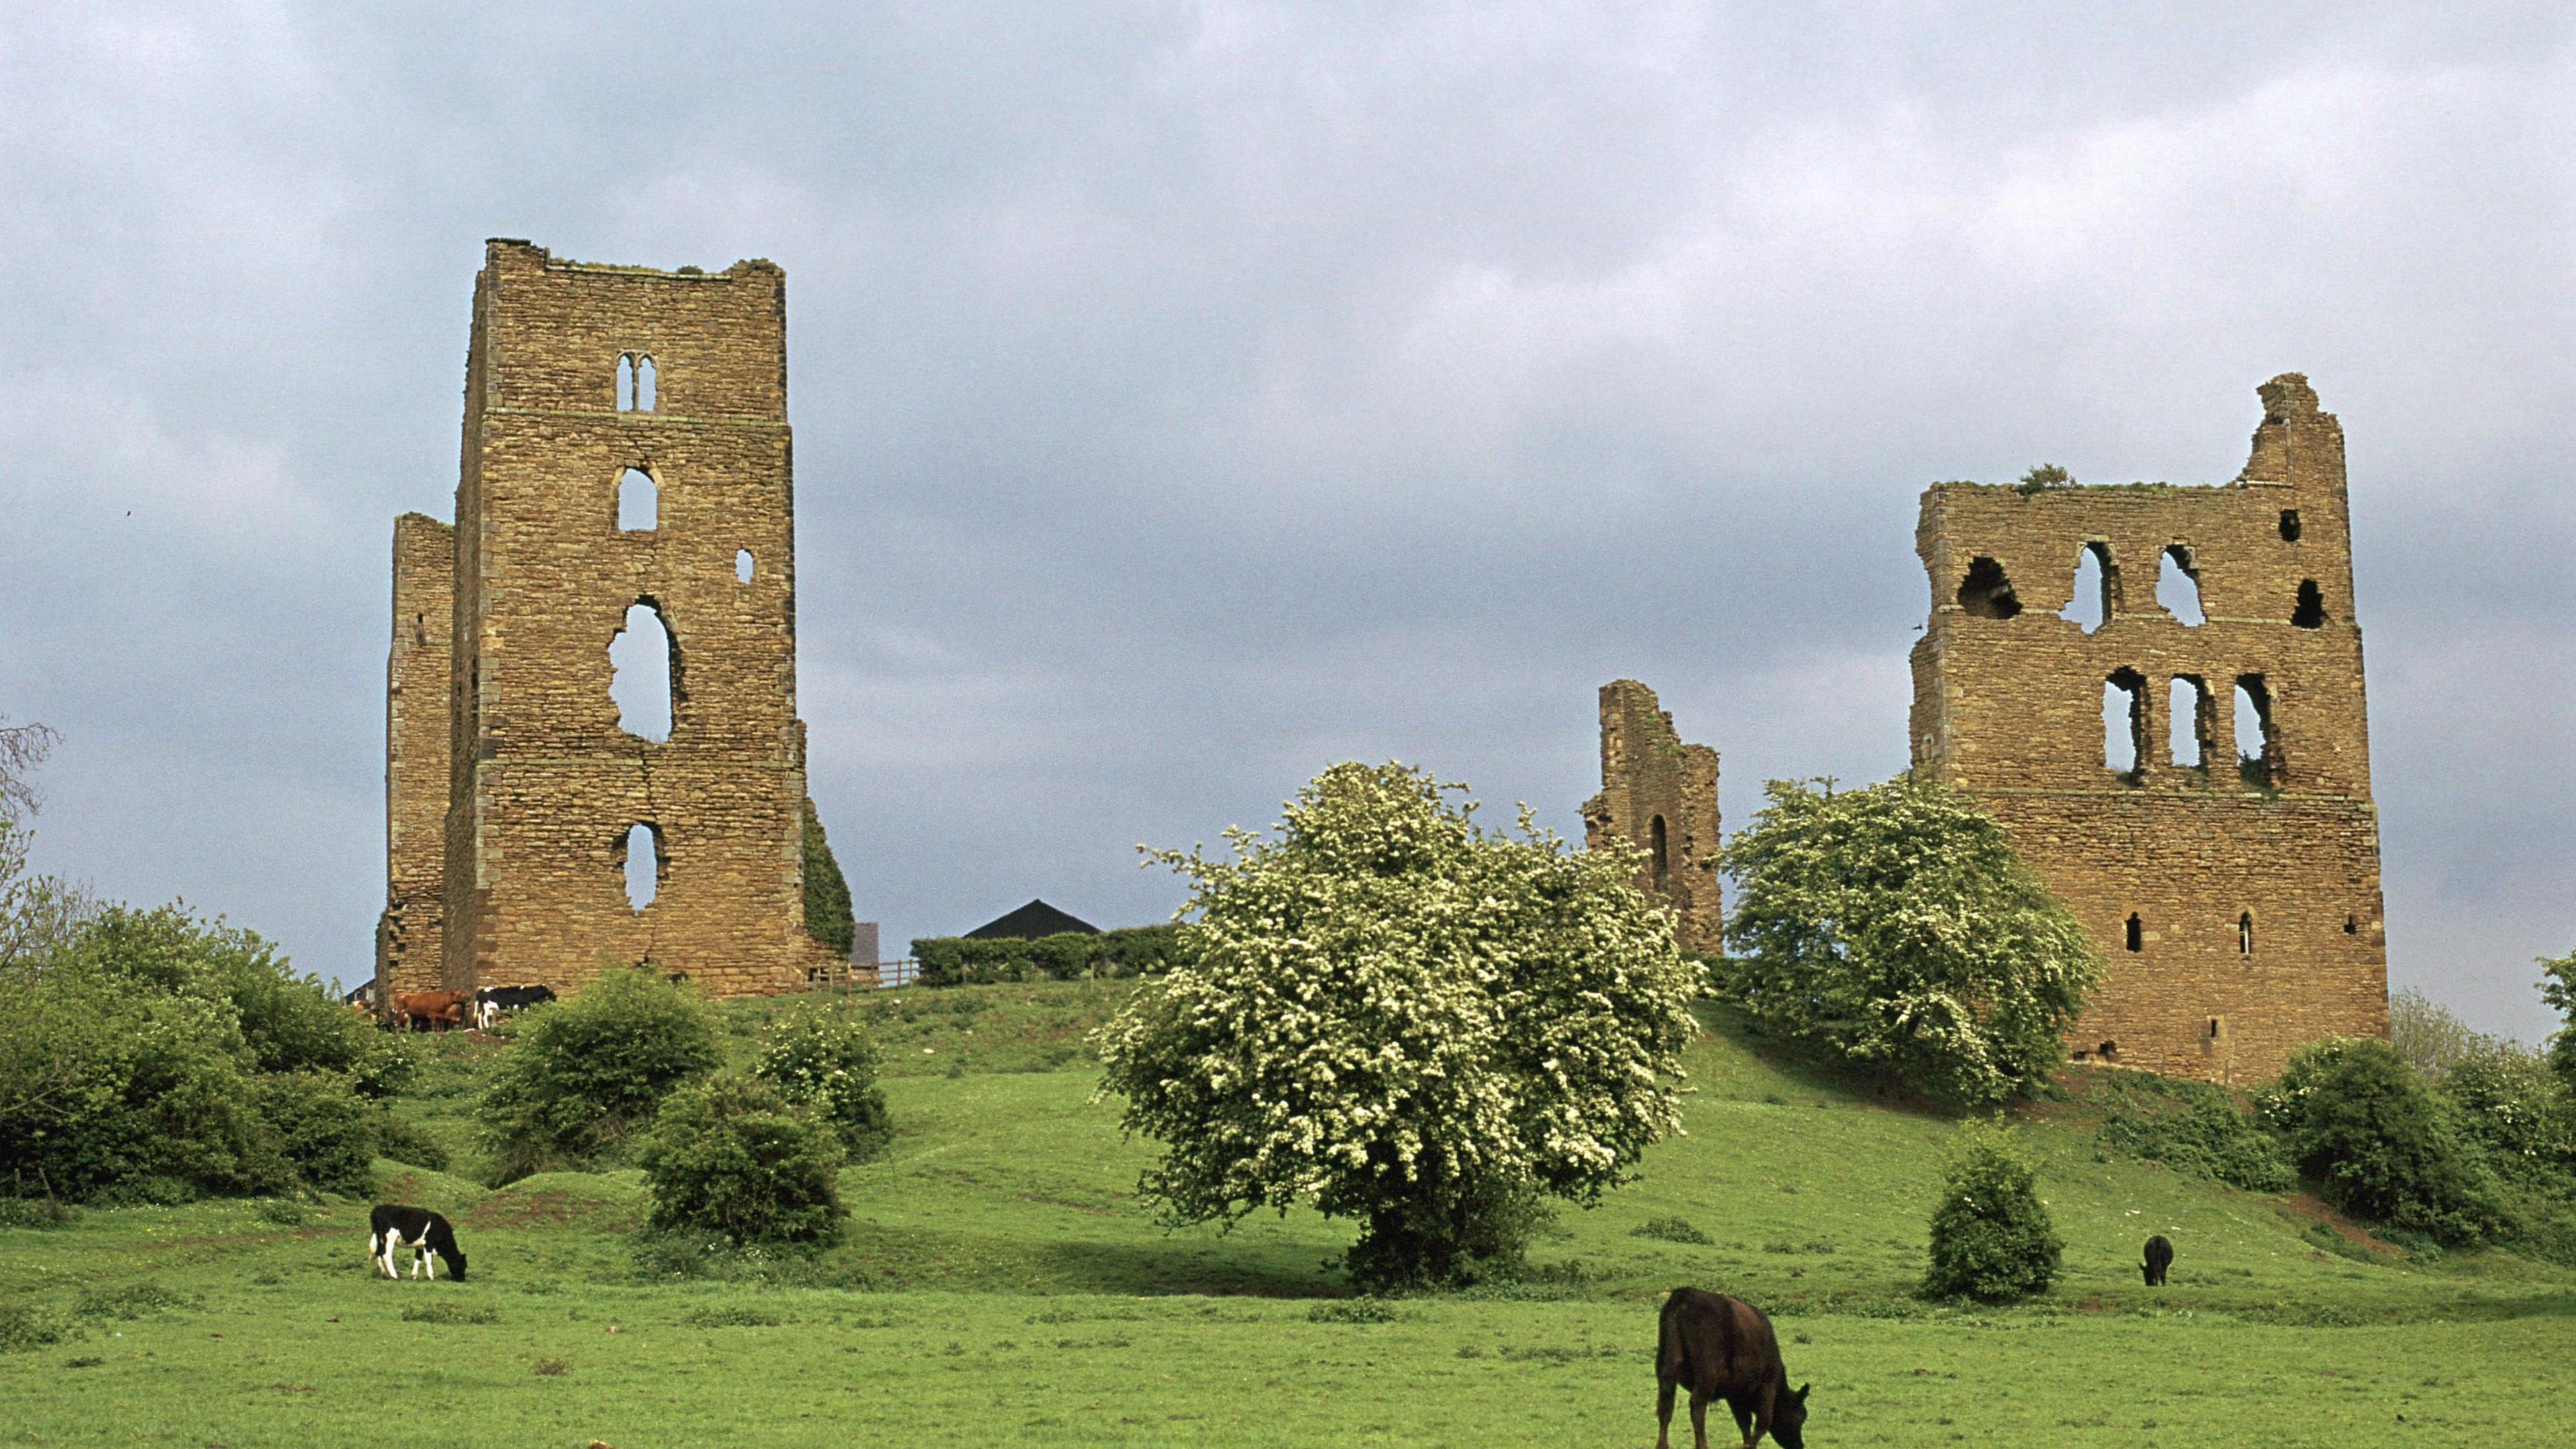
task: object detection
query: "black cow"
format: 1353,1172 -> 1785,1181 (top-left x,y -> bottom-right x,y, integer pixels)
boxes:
369,1204 -> 467,1282
472,983 -> 555,1031
1657,1289 -> 1809,1449
2143,1234 -> 2174,1287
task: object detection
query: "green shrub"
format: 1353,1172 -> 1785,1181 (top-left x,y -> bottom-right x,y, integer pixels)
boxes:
0,1305 -> 75,1352
1923,1123 -> 2062,1302
477,967 -> 722,1183
66,906 -> 376,1079
635,1071 -> 846,1244
2388,987 -> 2487,1082
2094,1074 -> 2296,1192
0,1195 -> 74,1228
2438,1043 -> 2576,1184
1717,776 -> 2100,1107
371,1110 -> 452,1173
910,924 -> 1194,987
750,1002 -> 891,1161
254,1072 -> 377,1196
2259,1036 -> 2508,1246
1631,1215 -> 1713,1246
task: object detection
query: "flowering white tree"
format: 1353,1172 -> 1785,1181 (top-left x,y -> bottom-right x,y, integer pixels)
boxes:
1094,762 -> 1702,1288
1717,775 -> 2099,1106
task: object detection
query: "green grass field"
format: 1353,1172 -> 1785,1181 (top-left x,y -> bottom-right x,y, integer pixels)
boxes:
5,982 -> 2571,1447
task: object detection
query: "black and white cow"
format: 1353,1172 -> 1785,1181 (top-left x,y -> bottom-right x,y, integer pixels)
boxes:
369,1204 -> 468,1281
472,983 -> 556,1031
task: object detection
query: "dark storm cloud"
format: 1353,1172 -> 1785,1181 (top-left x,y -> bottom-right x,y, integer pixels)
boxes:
2,3 -> 2570,1036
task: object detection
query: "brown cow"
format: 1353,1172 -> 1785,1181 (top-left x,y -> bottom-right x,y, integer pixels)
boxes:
1656,1288 -> 1809,1449
392,990 -> 470,1033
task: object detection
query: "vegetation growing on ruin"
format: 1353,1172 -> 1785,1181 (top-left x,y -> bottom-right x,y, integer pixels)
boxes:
910,923 -> 1192,985
800,798 -> 855,959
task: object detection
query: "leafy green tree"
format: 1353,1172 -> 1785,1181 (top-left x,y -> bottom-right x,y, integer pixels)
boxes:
2387,987 -> 2487,1082
751,1001 -> 892,1161
478,967 -> 722,1182
1717,776 -> 2100,1107
64,906 -> 380,1083
2259,1036 -> 2508,1246
801,798 -> 855,959
1923,1121 -> 2062,1301
253,1072 -> 378,1197
2540,949 -> 2576,1084
1094,761 -> 1703,1289
635,1071 -> 847,1244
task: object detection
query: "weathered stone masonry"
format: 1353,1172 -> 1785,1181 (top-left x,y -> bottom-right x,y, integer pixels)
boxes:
1582,680 -> 1721,954
375,513 -> 453,996
1909,374 -> 2389,1083
376,239 -> 832,1002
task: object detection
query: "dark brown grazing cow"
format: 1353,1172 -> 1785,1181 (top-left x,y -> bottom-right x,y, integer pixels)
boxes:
1657,1288 -> 1809,1449
392,990 -> 470,1033
2143,1234 -> 2174,1286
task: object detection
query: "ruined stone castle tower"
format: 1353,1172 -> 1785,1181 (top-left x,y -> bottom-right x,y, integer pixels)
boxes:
1582,680 -> 1722,954
1908,374 -> 2389,1082
376,239 -> 829,1000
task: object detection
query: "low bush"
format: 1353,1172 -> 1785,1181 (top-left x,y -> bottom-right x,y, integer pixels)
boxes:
477,967 -> 722,1183
2259,1036 -> 2508,1246
2094,1074 -> 2296,1192
370,1110 -> 452,1173
635,1071 -> 846,1245
1631,1215 -> 1713,1246
2438,1043 -> 2576,1183
1922,1122 -> 2061,1302
910,924 -> 1193,987
254,1072 -> 378,1197
750,1002 -> 891,1161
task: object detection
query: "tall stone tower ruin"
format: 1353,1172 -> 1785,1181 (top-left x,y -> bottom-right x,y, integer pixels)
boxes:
375,239 -> 829,1001
1908,374 -> 2389,1082
1581,680 -> 1722,954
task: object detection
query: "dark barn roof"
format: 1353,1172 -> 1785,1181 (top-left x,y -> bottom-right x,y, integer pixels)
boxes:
963,899 -> 1101,940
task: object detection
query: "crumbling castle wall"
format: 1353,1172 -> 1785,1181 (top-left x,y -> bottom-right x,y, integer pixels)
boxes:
380,239 -> 832,1000
375,513 -> 453,998
1582,680 -> 1722,954
1909,374 -> 2389,1082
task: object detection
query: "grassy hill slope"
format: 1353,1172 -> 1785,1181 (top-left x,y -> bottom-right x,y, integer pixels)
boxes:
3,979 -> 2570,1447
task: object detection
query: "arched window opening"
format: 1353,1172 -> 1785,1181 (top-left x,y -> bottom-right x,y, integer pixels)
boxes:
2345,914 -> 2359,935
2279,509 -> 2302,543
2169,675 -> 2211,770
2292,579 -> 2325,629
1649,815 -> 1669,890
2125,914 -> 2143,953
610,600 -> 679,742
619,823 -> 661,912
2156,545 -> 2204,625
2104,668 -> 2146,781
634,354 -> 656,412
2238,912 -> 2255,957
735,549 -> 754,584
616,354 -> 636,411
1956,556 -> 2022,619
2208,1016 -> 2224,1040
618,468 -> 657,531
2233,674 -> 2276,790
2061,542 -> 2116,633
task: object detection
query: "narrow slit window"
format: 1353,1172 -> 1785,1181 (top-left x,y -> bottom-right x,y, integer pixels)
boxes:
1649,815 -> 1669,890
618,468 -> 657,531
609,600 -> 678,742
635,355 -> 656,411
2279,509 -> 2302,542
2125,914 -> 2143,952
2169,675 -> 2211,769
2156,545 -> 2204,625
2061,543 -> 2115,633
2238,912 -> 2255,957
2345,914 -> 2359,935
1956,557 -> 2021,619
2292,580 -> 2325,629
2104,668 -> 2145,780
2233,674 -> 2275,789
735,549 -> 754,584
616,354 -> 636,411
621,824 -> 661,911
2208,1016 -> 2223,1040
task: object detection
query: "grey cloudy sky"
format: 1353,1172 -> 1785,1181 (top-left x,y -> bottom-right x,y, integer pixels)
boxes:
2,3 -> 2570,1038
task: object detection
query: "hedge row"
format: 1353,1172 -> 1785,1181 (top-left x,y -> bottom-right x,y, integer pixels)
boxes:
908,925 -> 1193,986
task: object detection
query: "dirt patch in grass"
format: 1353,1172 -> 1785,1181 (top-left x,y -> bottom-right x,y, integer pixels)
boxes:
2274,1194 -> 2406,1256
